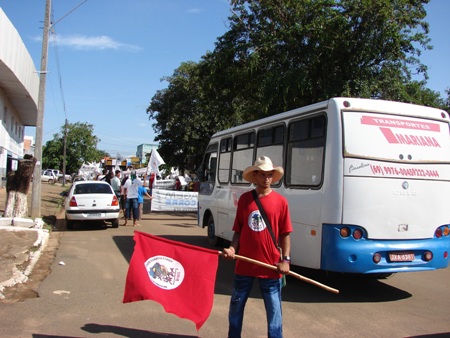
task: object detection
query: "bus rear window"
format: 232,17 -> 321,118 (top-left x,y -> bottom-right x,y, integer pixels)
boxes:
343,112 -> 450,162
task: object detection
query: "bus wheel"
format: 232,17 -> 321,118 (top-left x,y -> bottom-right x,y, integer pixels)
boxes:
207,216 -> 222,246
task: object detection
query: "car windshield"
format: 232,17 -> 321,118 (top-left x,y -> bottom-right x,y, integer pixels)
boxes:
74,183 -> 112,195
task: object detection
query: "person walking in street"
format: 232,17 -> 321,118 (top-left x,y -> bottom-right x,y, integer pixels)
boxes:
137,184 -> 152,220
105,170 -> 114,185
111,170 -> 121,198
222,156 -> 292,338
119,175 -> 128,216
122,170 -> 143,226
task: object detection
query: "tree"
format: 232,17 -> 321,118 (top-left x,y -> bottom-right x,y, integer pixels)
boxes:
4,155 -> 36,218
148,0 -> 445,171
147,62 -> 235,171
209,0 -> 434,110
42,122 -> 108,175
445,88 -> 450,113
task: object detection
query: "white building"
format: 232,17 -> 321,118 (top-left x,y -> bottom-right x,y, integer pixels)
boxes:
0,9 -> 39,183
136,143 -> 158,165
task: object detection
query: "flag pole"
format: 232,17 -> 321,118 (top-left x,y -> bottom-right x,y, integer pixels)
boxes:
218,251 -> 339,294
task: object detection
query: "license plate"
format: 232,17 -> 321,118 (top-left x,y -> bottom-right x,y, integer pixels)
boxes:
389,252 -> 415,262
88,213 -> 101,217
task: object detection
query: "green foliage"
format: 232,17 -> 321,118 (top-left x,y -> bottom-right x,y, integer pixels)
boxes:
42,122 -> 109,175
147,0 -> 447,172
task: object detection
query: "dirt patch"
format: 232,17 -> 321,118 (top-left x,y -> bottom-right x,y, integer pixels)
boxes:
0,183 -> 69,302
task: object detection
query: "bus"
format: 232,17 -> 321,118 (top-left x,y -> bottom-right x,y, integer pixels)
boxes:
197,97 -> 450,276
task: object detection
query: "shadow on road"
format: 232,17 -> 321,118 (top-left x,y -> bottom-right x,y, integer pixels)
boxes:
80,323 -> 198,338
112,232 -> 412,305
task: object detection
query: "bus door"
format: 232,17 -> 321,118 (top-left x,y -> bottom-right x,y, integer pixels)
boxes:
285,114 -> 328,269
198,143 -> 218,227
216,137 -> 235,240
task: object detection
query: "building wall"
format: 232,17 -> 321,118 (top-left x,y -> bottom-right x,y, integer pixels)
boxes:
23,135 -> 34,156
0,9 -> 39,184
136,143 -> 158,164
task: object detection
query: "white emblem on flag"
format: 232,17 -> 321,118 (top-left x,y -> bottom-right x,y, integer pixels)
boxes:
145,255 -> 185,290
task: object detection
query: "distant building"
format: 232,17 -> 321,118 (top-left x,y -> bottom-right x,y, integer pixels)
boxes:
0,9 -> 39,182
23,136 -> 34,156
136,143 -> 158,165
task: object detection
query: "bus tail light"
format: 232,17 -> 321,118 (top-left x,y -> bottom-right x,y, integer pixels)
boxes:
435,226 -> 449,238
340,227 -> 350,238
373,253 -> 382,264
353,229 -> 363,240
423,251 -> 433,262
340,226 -> 364,239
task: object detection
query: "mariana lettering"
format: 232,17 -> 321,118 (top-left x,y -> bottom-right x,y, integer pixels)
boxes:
395,133 -> 440,147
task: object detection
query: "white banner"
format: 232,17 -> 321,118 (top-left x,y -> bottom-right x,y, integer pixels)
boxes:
151,190 -> 198,212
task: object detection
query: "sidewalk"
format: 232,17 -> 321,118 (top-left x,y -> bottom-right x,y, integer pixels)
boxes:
0,187 -> 49,299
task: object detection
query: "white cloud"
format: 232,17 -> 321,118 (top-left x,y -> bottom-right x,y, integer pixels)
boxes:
43,34 -> 141,51
187,8 -> 203,14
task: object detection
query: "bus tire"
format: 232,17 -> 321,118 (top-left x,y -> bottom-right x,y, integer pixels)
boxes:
207,216 -> 222,246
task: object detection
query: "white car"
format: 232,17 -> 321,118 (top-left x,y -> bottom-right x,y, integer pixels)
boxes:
41,169 -> 57,183
41,169 -> 72,184
50,169 -> 72,183
64,181 -> 120,229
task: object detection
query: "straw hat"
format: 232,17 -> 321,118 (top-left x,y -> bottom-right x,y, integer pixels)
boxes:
243,156 -> 284,184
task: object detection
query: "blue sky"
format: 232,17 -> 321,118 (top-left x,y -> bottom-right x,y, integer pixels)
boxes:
0,0 -> 448,157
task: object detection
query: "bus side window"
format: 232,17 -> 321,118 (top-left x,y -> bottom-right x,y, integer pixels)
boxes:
287,115 -> 326,187
218,137 -> 232,184
199,143 -> 218,195
231,132 -> 255,184
256,124 -> 285,185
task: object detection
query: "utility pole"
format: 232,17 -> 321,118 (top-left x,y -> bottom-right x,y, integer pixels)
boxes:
31,0 -> 51,219
62,118 -> 67,186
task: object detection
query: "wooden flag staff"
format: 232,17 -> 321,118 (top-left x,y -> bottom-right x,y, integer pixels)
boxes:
219,251 -> 339,294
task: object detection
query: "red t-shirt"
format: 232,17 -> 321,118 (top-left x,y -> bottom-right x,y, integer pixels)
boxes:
233,190 -> 293,278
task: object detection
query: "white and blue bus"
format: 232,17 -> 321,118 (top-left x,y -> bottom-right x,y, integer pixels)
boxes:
197,97 -> 450,276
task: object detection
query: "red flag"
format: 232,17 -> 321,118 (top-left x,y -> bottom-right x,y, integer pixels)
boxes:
123,231 -> 219,331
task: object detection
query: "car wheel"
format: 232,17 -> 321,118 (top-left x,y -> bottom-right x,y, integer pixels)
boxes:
57,177 -> 63,183
111,218 -> 119,228
207,215 -> 222,246
66,217 -> 74,230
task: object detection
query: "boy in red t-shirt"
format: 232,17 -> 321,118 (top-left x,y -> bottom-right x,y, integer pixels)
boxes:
223,156 -> 292,338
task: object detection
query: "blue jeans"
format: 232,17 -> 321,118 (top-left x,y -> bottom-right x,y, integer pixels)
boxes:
125,198 -> 139,220
228,274 -> 283,338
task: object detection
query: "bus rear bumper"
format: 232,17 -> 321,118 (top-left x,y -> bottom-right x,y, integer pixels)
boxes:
321,224 -> 450,274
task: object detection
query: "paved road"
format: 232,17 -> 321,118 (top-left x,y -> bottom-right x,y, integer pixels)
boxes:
0,208 -> 449,337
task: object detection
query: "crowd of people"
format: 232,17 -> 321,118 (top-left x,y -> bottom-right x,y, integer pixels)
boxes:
97,167 -> 153,227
